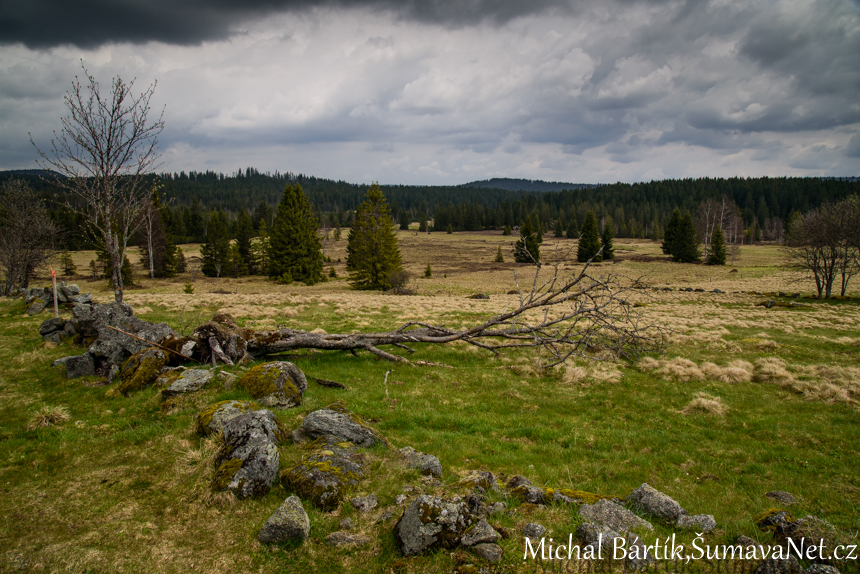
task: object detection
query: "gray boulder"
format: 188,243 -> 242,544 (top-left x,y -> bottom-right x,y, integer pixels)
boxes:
300,405 -> 388,447
805,565 -> 841,574
39,318 -> 67,337
258,496 -> 310,545
506,475 -> 532,489
399,446 -> 442,478
626,483 -> 687,522
578,524 -> 653,571
221,410 -> 288,446
158,368 -> 215,398
523,523 -> 546,539
27,300 -> 47,315
237,361 -> 306,408
461,518 -> 501,546
213,425 -> 279,499
675,514 -> 717,533
471,543 -> 503,564
350,494 -> 379,513
281,435 -> 364,511
578,498 -> 653,533
394,495 -> 477,556
53,353 -> 95,379
194,400 -> 261,437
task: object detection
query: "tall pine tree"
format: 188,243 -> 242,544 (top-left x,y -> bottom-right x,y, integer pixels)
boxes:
346,183 -> 403,290
577,211 -> 602,262
268,184 -> 324,285
235,208 -> 255,274
566,217 -> 579,239
514,216 -> 540,263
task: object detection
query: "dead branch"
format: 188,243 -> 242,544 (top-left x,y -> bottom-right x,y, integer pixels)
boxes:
239,253 -> 663,367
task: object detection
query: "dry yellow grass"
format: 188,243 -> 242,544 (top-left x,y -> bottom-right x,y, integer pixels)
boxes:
681,392 -> 727,416
25,404 -> 71,430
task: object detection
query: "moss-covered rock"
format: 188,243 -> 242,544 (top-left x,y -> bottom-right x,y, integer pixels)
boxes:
115,348 -> 168,395
394,494 -> 477,556
299,403 -> 388,447
754,508 -> 796,533
212,417 -> 280,499
280,435 -> 364,511
195,400 -> 261,437
258,495 -> 310,545
237,361 -> 306,408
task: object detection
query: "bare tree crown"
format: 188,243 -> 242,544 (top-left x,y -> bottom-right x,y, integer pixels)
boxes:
30,62 -> 164,303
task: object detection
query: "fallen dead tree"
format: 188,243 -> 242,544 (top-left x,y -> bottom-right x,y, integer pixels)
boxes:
200,254 -> 663,368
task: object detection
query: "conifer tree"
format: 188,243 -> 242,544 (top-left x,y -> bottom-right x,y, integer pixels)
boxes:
577,211 -> 602,262
502,225 -> 512,236
201,209 -> 230,277
671,212 -> 701,263
495,245 -> 505,263
399,211 -> 410,230
225,242 -> 248,277
662,208 -> 681,255
235,208 -> 255,273
514,216 -> 540,263
424,263 -> 432,278
554,219 -> 564,237
346,183 -> 403,290
251,220 -> 271,277
419,215 -> 428,232
60,250 -> 77,275
601,220 -> 615,260
706,225 -> 727,265
566,218 -> 579,239
268,184 -> 324,285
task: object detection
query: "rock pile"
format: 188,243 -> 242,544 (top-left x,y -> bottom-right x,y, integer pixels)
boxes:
25,282 -> 92,316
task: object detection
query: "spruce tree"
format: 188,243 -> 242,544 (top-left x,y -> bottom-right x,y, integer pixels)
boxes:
671,212 -> 701,263
424,263 -> 432,278
554,219 -> 564,238
567,218 -> 579,239
495,245 -> 505,263
706,225 -> 727,265
346,183 -> 403,290
577,211 -> 602,262
235,208 -> 255,273
268,184 -> 324,285
514,216 -> 540,263
662,208 -> 681,255
201,209 -> 230,277
60,250 -> 77,275
601,220 -> 615,260
502,225 -> 512,236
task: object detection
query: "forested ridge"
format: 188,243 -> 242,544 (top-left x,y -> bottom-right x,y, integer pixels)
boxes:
2,168 -> 857,249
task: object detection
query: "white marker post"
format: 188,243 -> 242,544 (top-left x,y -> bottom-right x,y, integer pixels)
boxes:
51,267 -> 59,318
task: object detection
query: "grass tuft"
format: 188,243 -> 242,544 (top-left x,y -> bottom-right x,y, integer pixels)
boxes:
25,404 -> 71,430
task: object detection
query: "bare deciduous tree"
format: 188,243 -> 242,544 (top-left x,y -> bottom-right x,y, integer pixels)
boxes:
31,62 -> 164,303
784,196 -> 860,298
0,178 -> 60,296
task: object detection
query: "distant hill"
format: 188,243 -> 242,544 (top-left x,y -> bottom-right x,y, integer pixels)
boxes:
462,178 -> 593,192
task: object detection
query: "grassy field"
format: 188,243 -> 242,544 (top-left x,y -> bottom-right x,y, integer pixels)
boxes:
1,232 -> 858,573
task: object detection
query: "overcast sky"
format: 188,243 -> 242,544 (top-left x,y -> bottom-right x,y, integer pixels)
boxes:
1,0 -> 859,185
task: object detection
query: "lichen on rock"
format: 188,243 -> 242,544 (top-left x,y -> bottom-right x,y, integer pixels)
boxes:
237,361 -> 306,408
258,495 -> 310,545
299,403 -> 388,448
394,494 -> 477,556
280,435 -> 364,511
195,400 -> 261,437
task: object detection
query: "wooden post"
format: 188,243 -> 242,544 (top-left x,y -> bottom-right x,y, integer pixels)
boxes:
50,267 -> 59,318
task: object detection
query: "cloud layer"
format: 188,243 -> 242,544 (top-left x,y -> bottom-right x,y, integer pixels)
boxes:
1,0 -> 858,184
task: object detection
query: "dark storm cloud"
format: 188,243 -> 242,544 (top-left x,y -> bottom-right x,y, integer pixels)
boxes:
0,0 -> 578,48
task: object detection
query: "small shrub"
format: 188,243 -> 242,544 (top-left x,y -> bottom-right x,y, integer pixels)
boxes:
424,263 -> 432,278
329,267 -> 337,278
183,283 -> 194,294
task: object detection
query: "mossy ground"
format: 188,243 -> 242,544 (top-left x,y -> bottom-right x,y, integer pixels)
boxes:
0,235 -> 859,573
